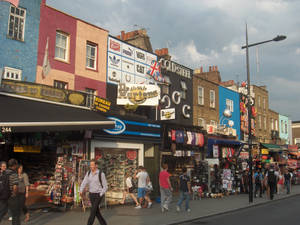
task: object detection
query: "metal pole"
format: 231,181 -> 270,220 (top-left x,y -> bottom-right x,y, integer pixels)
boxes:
245,23 -> 253,203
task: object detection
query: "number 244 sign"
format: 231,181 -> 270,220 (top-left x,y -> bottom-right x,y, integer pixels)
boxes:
1,127 -> 12,133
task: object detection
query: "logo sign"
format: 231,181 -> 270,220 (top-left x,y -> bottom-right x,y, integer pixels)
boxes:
110,39 -> 121,52
93,96 -> 111,112
207,125 -> 216,134
160,108 -> 175,120
136,50 -> 146,62
126,151 -> 137,160
117,83 -> 160,106
103,117 -> 126,135
108,53 -> 121,68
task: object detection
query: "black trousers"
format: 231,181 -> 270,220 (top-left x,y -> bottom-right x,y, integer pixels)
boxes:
0,199 -> 8,223
19,193 -> 28,215
8,195 -> 21,225
88,193 -> 107,225
269,182 -> 276,200
254,183 -> 262,197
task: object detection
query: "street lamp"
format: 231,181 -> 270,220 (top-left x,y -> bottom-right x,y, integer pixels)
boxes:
242,24 -> 286,204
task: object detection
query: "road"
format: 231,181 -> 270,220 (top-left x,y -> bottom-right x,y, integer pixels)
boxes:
177,195 -> 300,225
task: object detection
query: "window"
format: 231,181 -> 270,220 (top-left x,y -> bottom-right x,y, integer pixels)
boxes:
55,31 -> 69,61
258,115 -> 262,129
263,116 -> 266,130
198,118 -> 205,127
86,42 -> 97,70
162,76 -> 170,95
197,86 -> 204,105
210,120 -> 217,126
164,76 -> 171,84
209,90 -> 215,108
263,97 -> 266,110
271,118 -> 274,130
7,5 -> 26,41
295,138 -> 300,144
275,119 -> 278,131
258,95 -> 261,108
54,80 -> 68,89
85,88 -> 95,108
3,67 -> 22,81
226,99 -> 234,112
180,81 -> 187,100
281,120 -> 284,133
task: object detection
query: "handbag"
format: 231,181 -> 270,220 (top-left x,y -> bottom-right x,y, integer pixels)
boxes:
146,182 -> 153,191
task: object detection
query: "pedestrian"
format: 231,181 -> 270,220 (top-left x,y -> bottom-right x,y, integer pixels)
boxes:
134,166 -> 152,209
266,164 -> 277,200
159,163 -> 173,212
284,168 -> 292,194
277,170 -> 284,194
176,167 -> 191,212
17,164 -> 30,222
79,159 -> 108,225
0,161 -> 9,223
254,169 -> 263,198
121,171 -> 140,207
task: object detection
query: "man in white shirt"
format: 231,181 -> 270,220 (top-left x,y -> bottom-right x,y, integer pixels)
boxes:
134,166 -> 152,209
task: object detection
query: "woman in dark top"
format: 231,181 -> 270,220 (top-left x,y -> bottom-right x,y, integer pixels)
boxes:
18,165 -> 30,222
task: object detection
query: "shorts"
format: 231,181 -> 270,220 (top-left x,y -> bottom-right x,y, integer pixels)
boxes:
128,187 -> 134,193
137,188 -> 146,198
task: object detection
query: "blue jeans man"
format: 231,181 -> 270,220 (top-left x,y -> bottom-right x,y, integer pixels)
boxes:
177,191 -> 190,211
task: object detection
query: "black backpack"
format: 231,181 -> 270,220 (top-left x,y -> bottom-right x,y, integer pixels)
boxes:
88,170 -> 103,188
0,172 -> 10,200
268,170 -> 276,183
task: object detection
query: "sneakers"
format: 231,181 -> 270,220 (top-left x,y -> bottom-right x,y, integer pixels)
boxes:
8,217 -> 12,221
135,205 -> 142,209
187,208 -> 191,213
147,202 -> 153,208
176,206 -> 180,212
161,207 -> 165,213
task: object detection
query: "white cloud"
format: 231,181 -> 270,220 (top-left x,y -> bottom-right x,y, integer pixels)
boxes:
296,48 -> 300,55
256,0 -> 288,13
223,43 -> 244,55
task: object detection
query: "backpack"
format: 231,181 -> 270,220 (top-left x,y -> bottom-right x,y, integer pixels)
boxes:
88,170 -> 103,188
267,170 -> 276,183
0,172 -> 10,200
255,174 -> 261,184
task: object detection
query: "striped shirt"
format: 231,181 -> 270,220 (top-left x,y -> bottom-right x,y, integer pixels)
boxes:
6,169 -> 18,194
80,169 -> 108,196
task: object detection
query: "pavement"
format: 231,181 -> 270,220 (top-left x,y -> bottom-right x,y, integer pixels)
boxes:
2,185 -> 300,225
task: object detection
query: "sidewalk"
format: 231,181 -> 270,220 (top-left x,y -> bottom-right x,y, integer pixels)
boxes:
3,185 -> 300,225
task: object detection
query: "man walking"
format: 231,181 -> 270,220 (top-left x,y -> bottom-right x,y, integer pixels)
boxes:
159,163 -> 173,212
134,166 -> 152,209
266,164 -> 277,200
254,169 -> 263,198
80,159 -> 108,225
0,161 -> 9,222
176,167 -> 191,212
284,168 -> 291,194
6,159 -> 20,225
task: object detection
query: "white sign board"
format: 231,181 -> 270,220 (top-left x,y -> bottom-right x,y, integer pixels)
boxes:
160,108 -> 175,120
117,83 -> 160,106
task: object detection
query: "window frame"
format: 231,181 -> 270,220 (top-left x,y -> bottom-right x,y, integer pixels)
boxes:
263,116 -> 267,130
197,86 -> 204,105
55,31 -> 70,62
275,119 -> 278,131
197,117 -> 205,127
258,95 -> 261,108
86,42 -> 97,70
226,99 -> 234,112
209,90 -> 215,108
258,115 -> 262,129
85,88 -> 96,108
7,5 -> 26,41
3,67 -> 22,81
54,80 -> 68,90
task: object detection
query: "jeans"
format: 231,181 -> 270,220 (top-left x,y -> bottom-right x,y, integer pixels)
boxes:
177,191 -> 190,210
0,199 -> 8,223
8,195 -> 21,225
19,193 -> 28,215
87,193 -> 107,225
160,187 -> 172,209
285,181 -> 291,194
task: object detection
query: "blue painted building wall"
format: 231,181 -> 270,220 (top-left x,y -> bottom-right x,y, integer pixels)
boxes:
279,114 -> 289,144
219,86 -> 241,140
0,0 -> 41,82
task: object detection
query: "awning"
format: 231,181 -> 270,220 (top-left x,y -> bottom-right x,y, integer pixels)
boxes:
0,93 -> 115,132
260,143 -> 282,152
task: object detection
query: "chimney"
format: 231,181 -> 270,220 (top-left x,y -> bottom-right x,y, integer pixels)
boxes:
200,66 -> 203,73
41,0 -> 46,5
121,31 -> 125,40
215,65 -> 218,71
209,66 -> 212,72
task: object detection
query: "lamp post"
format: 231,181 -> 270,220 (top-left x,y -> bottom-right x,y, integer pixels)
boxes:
242,24 -> 286,203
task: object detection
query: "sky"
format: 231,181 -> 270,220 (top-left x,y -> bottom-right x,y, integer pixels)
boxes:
47,0 -> 300,121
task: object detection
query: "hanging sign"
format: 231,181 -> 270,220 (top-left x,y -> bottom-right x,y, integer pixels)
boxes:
160,108 -> 175,120
213,145 -> 219,158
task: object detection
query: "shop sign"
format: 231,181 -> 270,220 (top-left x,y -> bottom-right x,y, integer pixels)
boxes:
14,145 -> 41,153
126,151 -> 137,160
1,127 -> 12,133
0,80 -> 87,106
261,149 -> 269,155
103,117 -> 126,135
207,125 -> 216,134
117,83 -> 160,106
160,108 -> 175,120
239,151 -> 249,159
213,145 -> 219,158
160,59 -> 192,79
93,96 -> 111,112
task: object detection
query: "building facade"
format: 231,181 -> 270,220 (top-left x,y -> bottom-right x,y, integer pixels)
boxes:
0,0 -> 42,82
268,109 -> 280,144
292,121 -> 300,145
